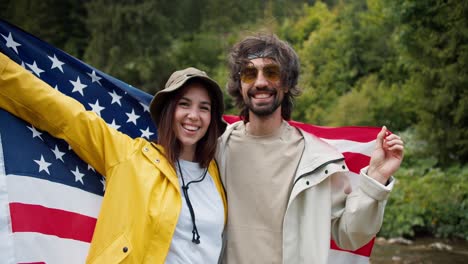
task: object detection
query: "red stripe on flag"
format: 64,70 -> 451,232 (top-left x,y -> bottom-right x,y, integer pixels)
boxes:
223,115 -> 381,142
330,237 -> 375,257
9,202 -> 96,243
18,263 -> 46,264
289,121 -> 381,142
222,115 -> 241,124
343,152 -> 371,174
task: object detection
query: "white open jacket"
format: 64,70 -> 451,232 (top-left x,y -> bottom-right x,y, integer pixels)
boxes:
217,121 -> 394,264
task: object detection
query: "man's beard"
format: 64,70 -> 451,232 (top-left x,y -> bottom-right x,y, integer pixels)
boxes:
245,88 -> 283,117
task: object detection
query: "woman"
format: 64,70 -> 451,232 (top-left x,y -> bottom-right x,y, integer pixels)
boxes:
0,52 -> 227,263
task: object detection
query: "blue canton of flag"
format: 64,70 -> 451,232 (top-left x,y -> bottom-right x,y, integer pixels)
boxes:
0,19 -> 157,195
0,19 -> 157,263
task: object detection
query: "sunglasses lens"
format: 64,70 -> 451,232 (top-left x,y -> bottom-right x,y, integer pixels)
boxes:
263,65 -> 281,82
240,67 -> 258,83
240,64 -> 281,84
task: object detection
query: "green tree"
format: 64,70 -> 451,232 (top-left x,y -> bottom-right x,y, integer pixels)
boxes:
0,0 -> 88,57
388,0 -> 468,165
284,0 -> 418,133
83,0 -> 178,92
293,0 -> 409,127
289,1 -> 338,124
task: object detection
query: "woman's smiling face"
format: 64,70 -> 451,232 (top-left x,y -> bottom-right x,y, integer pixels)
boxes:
173,83 -> 212,158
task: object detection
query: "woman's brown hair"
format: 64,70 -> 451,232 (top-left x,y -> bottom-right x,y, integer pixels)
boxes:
156,79 -> 221,168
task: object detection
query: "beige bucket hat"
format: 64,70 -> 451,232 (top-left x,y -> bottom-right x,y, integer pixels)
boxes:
149,67 -> 226,136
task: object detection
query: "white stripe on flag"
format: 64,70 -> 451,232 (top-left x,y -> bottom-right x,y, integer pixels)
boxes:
7,174 -> 102,217
321,138 -> 376,156
13,232 -> 90,264
0,134 -> 15,264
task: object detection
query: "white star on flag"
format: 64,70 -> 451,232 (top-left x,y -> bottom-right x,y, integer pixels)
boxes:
20,61 -> 28,71
70,76 -> 87,96
88,164 -> 96,172
126,109 -> 140,125
27,125 -> 43,141
26,61 -> 45,77
87,70 -> 102,85
139,102 -> 150,112
140,126 -> 155,139
100,177 -> 106,192
48,54 -> 65,73
107,119 -> 121,130
51,145 -> 66,162
88,99 -> 105,117
71,166 -> 85,185
34,155 -> 52,175
1,32 -> 21,53
108,90 -> 122,106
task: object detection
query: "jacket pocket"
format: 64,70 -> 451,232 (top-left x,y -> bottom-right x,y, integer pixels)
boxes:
88,232 -> 133,264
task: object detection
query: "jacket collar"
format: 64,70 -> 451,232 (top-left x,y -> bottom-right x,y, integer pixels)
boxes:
146,142 -> 179,188
294,129 -> 344,181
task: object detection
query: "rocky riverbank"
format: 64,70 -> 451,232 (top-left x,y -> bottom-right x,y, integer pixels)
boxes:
370,237 -> 468,263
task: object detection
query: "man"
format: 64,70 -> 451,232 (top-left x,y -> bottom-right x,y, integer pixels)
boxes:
217,33 -> 404,263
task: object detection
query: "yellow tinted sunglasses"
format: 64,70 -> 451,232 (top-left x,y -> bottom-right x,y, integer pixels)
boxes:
239,64 -> 281,84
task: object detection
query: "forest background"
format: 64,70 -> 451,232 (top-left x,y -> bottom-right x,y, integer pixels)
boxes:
1,0 -> 466,241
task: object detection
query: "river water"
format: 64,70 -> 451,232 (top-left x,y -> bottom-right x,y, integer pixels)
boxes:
369,237 -> 468,263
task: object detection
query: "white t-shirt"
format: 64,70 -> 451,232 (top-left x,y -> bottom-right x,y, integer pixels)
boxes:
165,159 -> 224,264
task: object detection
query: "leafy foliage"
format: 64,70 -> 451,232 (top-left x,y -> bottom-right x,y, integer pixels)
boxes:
387,0 -> 468,165
379,130 -> 468,239
381,165 -> 468,240
1,0 -> 88,57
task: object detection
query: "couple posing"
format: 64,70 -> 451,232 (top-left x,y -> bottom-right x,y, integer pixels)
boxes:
0,33 -> 404,263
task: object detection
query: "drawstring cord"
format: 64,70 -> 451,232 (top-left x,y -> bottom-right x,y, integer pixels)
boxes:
177,160 -> 208,244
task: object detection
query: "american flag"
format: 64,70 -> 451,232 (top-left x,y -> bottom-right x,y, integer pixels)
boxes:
0,19 -> 376,263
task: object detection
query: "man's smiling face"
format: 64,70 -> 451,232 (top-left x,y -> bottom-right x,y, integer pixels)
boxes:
240,58 -> 286,117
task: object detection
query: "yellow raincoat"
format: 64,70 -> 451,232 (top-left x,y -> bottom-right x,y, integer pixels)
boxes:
0,52 -> 227,263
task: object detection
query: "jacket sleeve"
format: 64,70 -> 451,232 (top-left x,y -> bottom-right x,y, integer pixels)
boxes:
0,52 -> 135,178
330,167 -> 394,250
